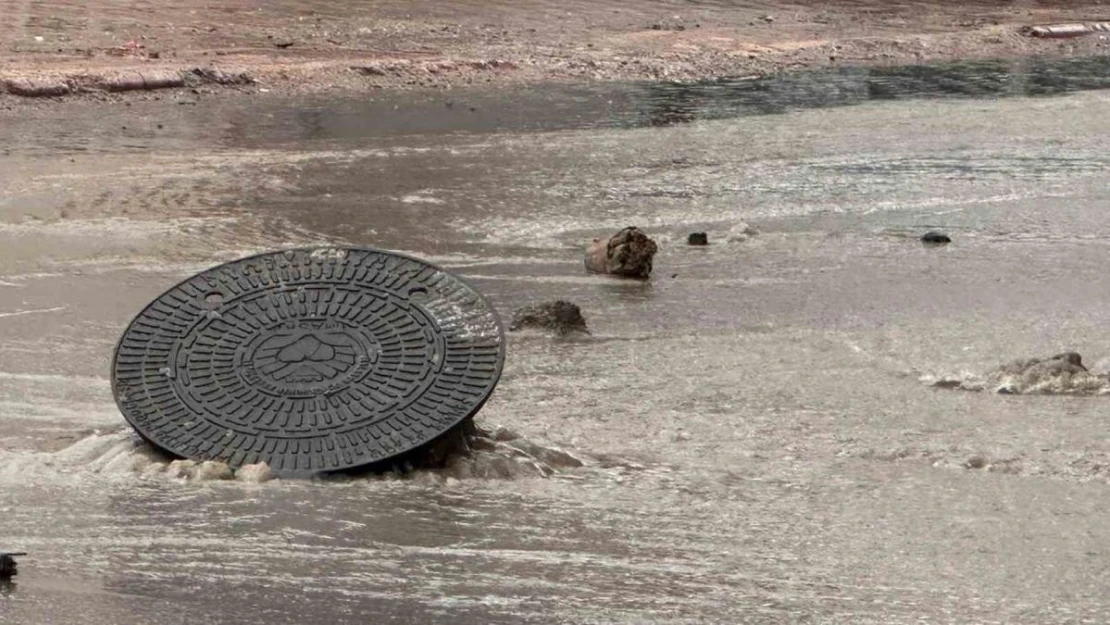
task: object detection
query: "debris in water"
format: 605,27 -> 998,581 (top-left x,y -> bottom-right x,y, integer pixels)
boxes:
687,232 -> 709,246
509,300 -> 589,336
585,226 -> 658,278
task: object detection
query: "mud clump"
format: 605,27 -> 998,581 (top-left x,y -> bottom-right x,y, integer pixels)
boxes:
509,300 -> 589,336
585,226 -> 658,278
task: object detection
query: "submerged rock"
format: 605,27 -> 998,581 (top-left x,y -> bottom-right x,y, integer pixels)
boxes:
1050,351 -> 1087,370
988,352 -> 1097,394
509,300 -> 589,335
585,226 -> 658,278
928,351 -> 1108,395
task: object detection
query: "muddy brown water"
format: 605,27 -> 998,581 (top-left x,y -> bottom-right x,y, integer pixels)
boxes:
3,58 -> 1110,623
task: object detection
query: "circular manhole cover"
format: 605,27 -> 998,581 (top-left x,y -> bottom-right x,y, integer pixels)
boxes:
112,247 -> 505,475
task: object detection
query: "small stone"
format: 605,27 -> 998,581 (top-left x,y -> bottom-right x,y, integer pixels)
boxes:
585,226 -> 659,278
509,300 -> 589,335
235,462 -> 275,483
921,231 -> 951,245
965,456 -> 987,469
687,232 -> 709,246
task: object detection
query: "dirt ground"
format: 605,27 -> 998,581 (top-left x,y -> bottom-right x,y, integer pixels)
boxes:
2,0 -> 1110,100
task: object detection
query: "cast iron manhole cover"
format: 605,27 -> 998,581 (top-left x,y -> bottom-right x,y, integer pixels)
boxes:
111,247 -> 505,475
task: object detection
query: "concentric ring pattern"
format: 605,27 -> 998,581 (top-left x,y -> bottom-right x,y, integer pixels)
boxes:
112,248 -> 505,474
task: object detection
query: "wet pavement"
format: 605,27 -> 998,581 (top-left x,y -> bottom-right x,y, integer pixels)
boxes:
4,57 -> 1110,623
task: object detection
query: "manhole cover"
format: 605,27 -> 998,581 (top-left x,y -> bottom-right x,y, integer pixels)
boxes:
112,247 -> 505,475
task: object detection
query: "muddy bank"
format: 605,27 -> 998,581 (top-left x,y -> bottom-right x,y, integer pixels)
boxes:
3,0 -> 1110,101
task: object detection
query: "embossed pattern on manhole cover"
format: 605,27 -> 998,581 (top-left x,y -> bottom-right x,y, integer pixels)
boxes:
111,248 -> 505,474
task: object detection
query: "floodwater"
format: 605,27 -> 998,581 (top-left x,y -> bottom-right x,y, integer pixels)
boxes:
3,57 -> 1110,623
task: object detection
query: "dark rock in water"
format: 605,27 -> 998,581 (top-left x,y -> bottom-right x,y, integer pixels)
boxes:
1051,351 -> 1087,371
921,231 -> 951,245
964,456 -> 987,470
988,350 -> 1101,394
997,352 -> 1089,377
930,350 -> 1103,395
0,553 -> 24,578
687,232 -> 709,246
509,300 -> 589,336
585,226 -> 658,278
